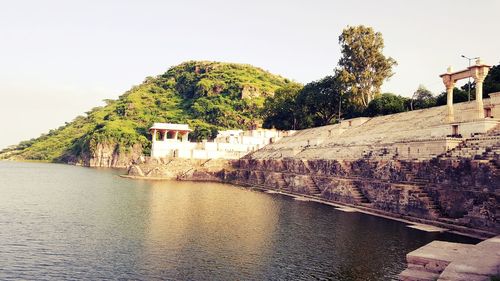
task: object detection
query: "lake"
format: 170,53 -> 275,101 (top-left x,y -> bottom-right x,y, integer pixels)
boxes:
0,161 -> 478,280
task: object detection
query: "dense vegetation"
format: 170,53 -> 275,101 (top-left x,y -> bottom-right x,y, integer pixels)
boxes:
1,61 -> 298,161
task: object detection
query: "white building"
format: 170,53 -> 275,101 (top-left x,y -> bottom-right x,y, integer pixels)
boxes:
149,123 -> 295,159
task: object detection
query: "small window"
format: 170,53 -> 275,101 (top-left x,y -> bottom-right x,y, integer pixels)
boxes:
452,125 -> 459,136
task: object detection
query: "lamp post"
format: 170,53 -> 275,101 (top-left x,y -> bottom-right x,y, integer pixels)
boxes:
461,55 -> 479,101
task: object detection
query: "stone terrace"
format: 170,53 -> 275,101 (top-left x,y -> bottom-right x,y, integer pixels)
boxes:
250,99 -> 499,161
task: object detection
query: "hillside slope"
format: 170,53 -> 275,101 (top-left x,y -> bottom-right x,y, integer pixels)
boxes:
1,61 -> 298,167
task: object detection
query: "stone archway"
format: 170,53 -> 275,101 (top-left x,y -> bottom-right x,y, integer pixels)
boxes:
440,58 -> 490,121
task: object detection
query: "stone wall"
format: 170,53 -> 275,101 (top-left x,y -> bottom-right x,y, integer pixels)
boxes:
127,157 -> 230,180
223,157 -> 499,233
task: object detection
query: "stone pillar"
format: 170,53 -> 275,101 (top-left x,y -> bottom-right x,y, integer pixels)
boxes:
475,77 -> 484,119
472,59 -> 489,119
442,67 -> 455,122
445,81 -> 455,122
152,129 -> 157,142
174,131 -> 179,140
151,129 -> 157,158
182,132 -> 189,142
163,130 -> 168,141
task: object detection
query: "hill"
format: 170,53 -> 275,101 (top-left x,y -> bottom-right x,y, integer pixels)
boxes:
1,61 -> 298,167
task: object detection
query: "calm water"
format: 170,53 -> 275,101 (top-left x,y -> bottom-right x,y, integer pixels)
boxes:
0,161 -> 477,280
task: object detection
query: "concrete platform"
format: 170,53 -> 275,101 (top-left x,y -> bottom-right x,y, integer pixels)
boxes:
407,241 -> 475,273
335,206 -> 358,213
407,223 -> 447,232
438,236 -> 500,281
400,236 -> 500,281
400,268 -> 439,281
293,196 -> 311,201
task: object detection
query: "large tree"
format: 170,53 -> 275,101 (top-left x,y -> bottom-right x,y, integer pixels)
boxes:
262,84 -> 305,130
411,85 -> 436,110
337,25 -> 397,108
297,75 -> 344,126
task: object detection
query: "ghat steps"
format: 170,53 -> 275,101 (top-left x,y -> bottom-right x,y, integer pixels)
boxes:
438,124 -> 500,164
227,99 -> 500,233
251,104 -> 447,160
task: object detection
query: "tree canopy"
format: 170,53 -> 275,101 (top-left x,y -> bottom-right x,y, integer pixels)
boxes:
297,75 -> 344,127
484,64 -> 500,95
262,84 -> 304,130
411,85 -> 436,110
364,93 -> 409,117
337,25 -> 397,108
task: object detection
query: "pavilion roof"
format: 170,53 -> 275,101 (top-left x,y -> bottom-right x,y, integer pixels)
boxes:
149,123 -> 192,131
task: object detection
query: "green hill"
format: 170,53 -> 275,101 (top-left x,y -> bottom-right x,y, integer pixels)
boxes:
1,61 -> 298,166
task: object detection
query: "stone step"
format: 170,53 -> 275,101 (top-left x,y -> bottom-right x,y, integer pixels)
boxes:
404,241 -> 475,277
399,268 -> 440,281
413,179 -> 429,184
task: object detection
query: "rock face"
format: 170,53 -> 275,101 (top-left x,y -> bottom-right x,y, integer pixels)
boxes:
126,157 -> 229,180
223,158 -> 499,233
64,143 -> 144,168
88,143 -> 143,168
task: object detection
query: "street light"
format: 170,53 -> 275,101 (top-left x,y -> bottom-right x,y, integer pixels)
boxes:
461,54 -> 479,101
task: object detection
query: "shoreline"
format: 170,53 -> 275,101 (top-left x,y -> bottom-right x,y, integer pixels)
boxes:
246,185 -> 492,240
120,173 -> 494,240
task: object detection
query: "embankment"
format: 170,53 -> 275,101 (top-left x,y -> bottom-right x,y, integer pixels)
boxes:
125,157 -> 229,181
222,157 -> 498,235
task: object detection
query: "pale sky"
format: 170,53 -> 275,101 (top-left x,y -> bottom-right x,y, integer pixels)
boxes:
1,0 -> 499,149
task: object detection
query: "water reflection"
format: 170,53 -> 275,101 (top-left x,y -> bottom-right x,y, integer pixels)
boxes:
0,162 -> 478,280
142,181 -> 279,279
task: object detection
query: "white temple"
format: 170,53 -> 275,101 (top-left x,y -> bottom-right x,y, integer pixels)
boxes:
149,123 -> 295,159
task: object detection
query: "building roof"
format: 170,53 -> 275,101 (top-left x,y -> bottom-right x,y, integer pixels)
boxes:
149,123 -> 192,131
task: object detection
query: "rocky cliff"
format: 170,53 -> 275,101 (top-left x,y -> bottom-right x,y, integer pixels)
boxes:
63,143 -> 143,168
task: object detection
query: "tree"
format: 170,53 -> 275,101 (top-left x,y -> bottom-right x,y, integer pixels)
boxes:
364,93 -> 409,116
337,25 -> 397,108
436,88 -> 469,106
297,75 -> 344,127
484,64 -> 500,96
411,85 -> 436,110
262,84 -> 305,130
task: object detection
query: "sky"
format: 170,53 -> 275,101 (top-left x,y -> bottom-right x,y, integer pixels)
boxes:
0,0 -> 499,149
